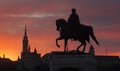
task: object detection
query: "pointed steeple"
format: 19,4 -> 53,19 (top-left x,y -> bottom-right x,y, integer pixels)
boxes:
23,26 -> 28,40
24,25 -> 27,37
24,25 -> 27,36
34,48 -> 37,54
23,26 -> 28,53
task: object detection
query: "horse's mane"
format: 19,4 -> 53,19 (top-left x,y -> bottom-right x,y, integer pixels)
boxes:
58,19 -> 67,24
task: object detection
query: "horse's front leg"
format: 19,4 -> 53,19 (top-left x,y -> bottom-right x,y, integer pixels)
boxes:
64,39 -> 68,53
77,42 -> 84,51
56,37 -> 62,48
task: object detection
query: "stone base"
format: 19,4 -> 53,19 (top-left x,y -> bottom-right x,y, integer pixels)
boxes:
49,52 -> 97,71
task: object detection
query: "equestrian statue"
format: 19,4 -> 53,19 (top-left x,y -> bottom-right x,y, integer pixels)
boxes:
56,8 -> 99,53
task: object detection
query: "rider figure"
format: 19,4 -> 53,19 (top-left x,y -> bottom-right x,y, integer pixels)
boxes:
68,8 -> 81,40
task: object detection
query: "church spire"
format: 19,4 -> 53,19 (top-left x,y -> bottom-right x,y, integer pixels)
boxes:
23,26 -> 28,53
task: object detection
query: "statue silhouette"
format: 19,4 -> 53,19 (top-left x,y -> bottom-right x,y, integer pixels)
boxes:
56,19 -> 99,53
68,8 -> 81,40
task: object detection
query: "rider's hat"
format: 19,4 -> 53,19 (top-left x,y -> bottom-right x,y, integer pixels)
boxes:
72,8 -> 76,12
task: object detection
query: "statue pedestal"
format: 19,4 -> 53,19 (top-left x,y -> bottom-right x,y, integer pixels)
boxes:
49,52 -> 97,71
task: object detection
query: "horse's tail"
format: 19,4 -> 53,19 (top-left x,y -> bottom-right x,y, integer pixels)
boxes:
88,26 -> 99,45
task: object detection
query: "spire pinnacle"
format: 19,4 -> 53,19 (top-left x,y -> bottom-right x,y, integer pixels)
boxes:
23,25 -> 28,53
34,48 -> 37,54
24,25 -> 27,36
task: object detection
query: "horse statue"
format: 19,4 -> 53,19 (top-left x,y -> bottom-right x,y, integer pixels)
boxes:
56,19 -> 99,53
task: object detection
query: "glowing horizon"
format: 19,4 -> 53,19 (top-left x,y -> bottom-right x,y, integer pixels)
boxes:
0,0 -> 120,61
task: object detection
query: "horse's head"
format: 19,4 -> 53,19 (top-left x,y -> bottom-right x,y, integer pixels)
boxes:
56,20 -> 61,31
56,19 -> 67,31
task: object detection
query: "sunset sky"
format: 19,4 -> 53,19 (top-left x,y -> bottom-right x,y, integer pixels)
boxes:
0,0 -> 120,61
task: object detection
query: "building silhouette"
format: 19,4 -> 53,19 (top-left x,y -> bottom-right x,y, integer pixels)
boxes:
17,26 -> 43,71
0,26 -> 120,71
0,55 -> 17,71
96,56 -> 119,71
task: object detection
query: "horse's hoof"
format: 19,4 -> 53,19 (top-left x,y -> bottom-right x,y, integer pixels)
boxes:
76,49 -> 79,52
81,51 -> 85,53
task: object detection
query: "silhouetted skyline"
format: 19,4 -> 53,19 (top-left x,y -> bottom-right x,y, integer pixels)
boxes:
0,0 -> 120,60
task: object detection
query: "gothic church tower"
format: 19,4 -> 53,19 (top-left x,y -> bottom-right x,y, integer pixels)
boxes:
19,26 -> 42,71
23,26 -> 29,53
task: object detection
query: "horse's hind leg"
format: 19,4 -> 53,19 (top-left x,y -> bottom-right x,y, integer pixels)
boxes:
64,39 -> 68,52
56,37 -> 62,48
82,42 -> 86,53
